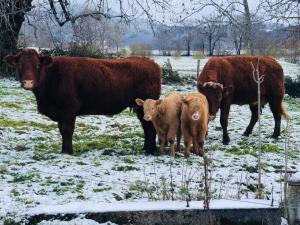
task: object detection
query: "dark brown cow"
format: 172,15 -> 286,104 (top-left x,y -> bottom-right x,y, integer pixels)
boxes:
4,48 -> 161,154
197,56 -> 289,145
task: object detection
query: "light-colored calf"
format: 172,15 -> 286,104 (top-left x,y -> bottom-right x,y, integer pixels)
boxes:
136,92 -> 182,157
181,92 -> 209,157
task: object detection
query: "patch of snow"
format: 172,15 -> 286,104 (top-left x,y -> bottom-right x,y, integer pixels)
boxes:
37,218 -> 117,225
28,199 -> 276,216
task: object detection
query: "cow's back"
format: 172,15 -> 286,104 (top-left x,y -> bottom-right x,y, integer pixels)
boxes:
38,56 -> 161,119
198,56 -> 284,105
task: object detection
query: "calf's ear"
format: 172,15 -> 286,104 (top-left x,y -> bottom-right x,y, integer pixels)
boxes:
40,55 -> 53,66
135,98 -> 144,106
182,98 -> 188,104
156,99 -> 163,105
3,55 -> 19,67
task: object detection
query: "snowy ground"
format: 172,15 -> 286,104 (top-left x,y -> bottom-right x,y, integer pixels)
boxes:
0,57 -> 299,224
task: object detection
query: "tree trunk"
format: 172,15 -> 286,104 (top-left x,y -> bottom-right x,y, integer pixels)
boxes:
187,40 -> 191,56
208,36 -> 213,56
0,0 -> 33,76
243,0 -> 254,55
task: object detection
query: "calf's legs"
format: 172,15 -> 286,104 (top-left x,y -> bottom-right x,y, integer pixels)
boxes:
167,122 -> 179,157
58,116 -> 76,155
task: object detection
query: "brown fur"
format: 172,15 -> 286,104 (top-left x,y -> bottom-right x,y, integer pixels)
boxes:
181,92 -> 209,158
136,92 -> 182,157
197,56 -> 288,144
4,48 -> 161,154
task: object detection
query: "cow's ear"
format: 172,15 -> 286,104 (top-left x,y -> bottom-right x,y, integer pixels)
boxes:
182,98 -> 188,104
40,55 -> 53,66
156,99 -> 163,105
3,55 -> 19,67
135,98 -> 144,106
223,85 -> 234,96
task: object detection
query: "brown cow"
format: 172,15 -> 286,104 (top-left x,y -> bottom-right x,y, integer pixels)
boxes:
181,92 -> 209,157
197,56 -> 289,145
4,48 -> 161,155
135,92 -> 182,157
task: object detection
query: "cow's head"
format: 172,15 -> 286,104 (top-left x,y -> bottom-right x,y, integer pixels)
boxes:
182,97 -> 202,121
4,49 -> 53,90
198,81 -> 233,120
135,98 -> 163,121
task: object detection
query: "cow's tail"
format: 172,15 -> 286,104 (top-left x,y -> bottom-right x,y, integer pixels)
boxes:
281,103 -> 291,121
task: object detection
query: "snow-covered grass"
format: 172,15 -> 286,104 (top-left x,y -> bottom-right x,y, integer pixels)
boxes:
0,57 -> 300,224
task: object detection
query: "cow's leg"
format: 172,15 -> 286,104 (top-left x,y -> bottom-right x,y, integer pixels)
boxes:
176,126 -> 181,153
167,122 -> 179,157
136,107 -> 157,154
183,135 -> 192,158
181,124 -> 192,158
220,104 -> 231,145
197,126 -> 207,157
269,100 -> 282,138
158,132 -> 166,156
243,104 -> 259,136
58,116 -> 76,155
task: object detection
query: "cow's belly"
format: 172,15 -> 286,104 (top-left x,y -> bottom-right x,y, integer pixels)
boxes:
232,91 -> 268,106
78,98 -> 131,116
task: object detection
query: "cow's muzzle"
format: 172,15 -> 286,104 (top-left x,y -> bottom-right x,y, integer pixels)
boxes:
22,80 -> 34,90
143,115 -> 152,121
208,114 -> 216,121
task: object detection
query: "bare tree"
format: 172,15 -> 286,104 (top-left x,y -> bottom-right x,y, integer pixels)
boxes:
264,0 -> 300,63
201,14 -> 224,56
228,21 -> 243,55
183,0 -> 264,55
180,21 -> 196,56
155,25 -> 173,55
0,0 -> 170,73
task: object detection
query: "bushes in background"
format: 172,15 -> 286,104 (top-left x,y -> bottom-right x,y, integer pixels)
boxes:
285,75 -> 300,98
161,61 -> 183,84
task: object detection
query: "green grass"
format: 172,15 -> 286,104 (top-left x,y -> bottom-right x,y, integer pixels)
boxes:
112,165 -> 140,172
285,97 -> 300,112
9,173 -> 41,183
0,102 -> 22,109
0,119 -> 56,130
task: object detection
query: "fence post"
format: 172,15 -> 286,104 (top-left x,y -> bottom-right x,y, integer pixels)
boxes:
196,59 -> 200,78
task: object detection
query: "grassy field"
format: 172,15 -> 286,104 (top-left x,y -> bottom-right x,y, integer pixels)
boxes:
0,57 -> 299,224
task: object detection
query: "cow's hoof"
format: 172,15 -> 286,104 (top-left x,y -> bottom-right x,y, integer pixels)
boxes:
197,149 -> 204,157
242,132 -> 250,137
271,134 -> 279,139
184,152 -> 190,158
61,151 -> 73,155
222,138 -> 230,145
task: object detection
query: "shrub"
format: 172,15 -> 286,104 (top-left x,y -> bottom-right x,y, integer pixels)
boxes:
161,60 -> 183,84
193,51 -> 205,60
285,75 -> 300,98
41,45 -> 105,58
265,44 -> 279,58
130,44 -> 152,57
117,49 -> 128,58
171,51 -> 181,59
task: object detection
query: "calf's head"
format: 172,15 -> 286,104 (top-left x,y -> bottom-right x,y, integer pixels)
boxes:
4,49 -> 53,90
135,98 -> 163,121
198,81 -> 233,120
182,98 -> 201,121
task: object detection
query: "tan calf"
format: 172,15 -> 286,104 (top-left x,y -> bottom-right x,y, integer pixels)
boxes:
135,92 -> 182,157
181,92 -> 209,158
